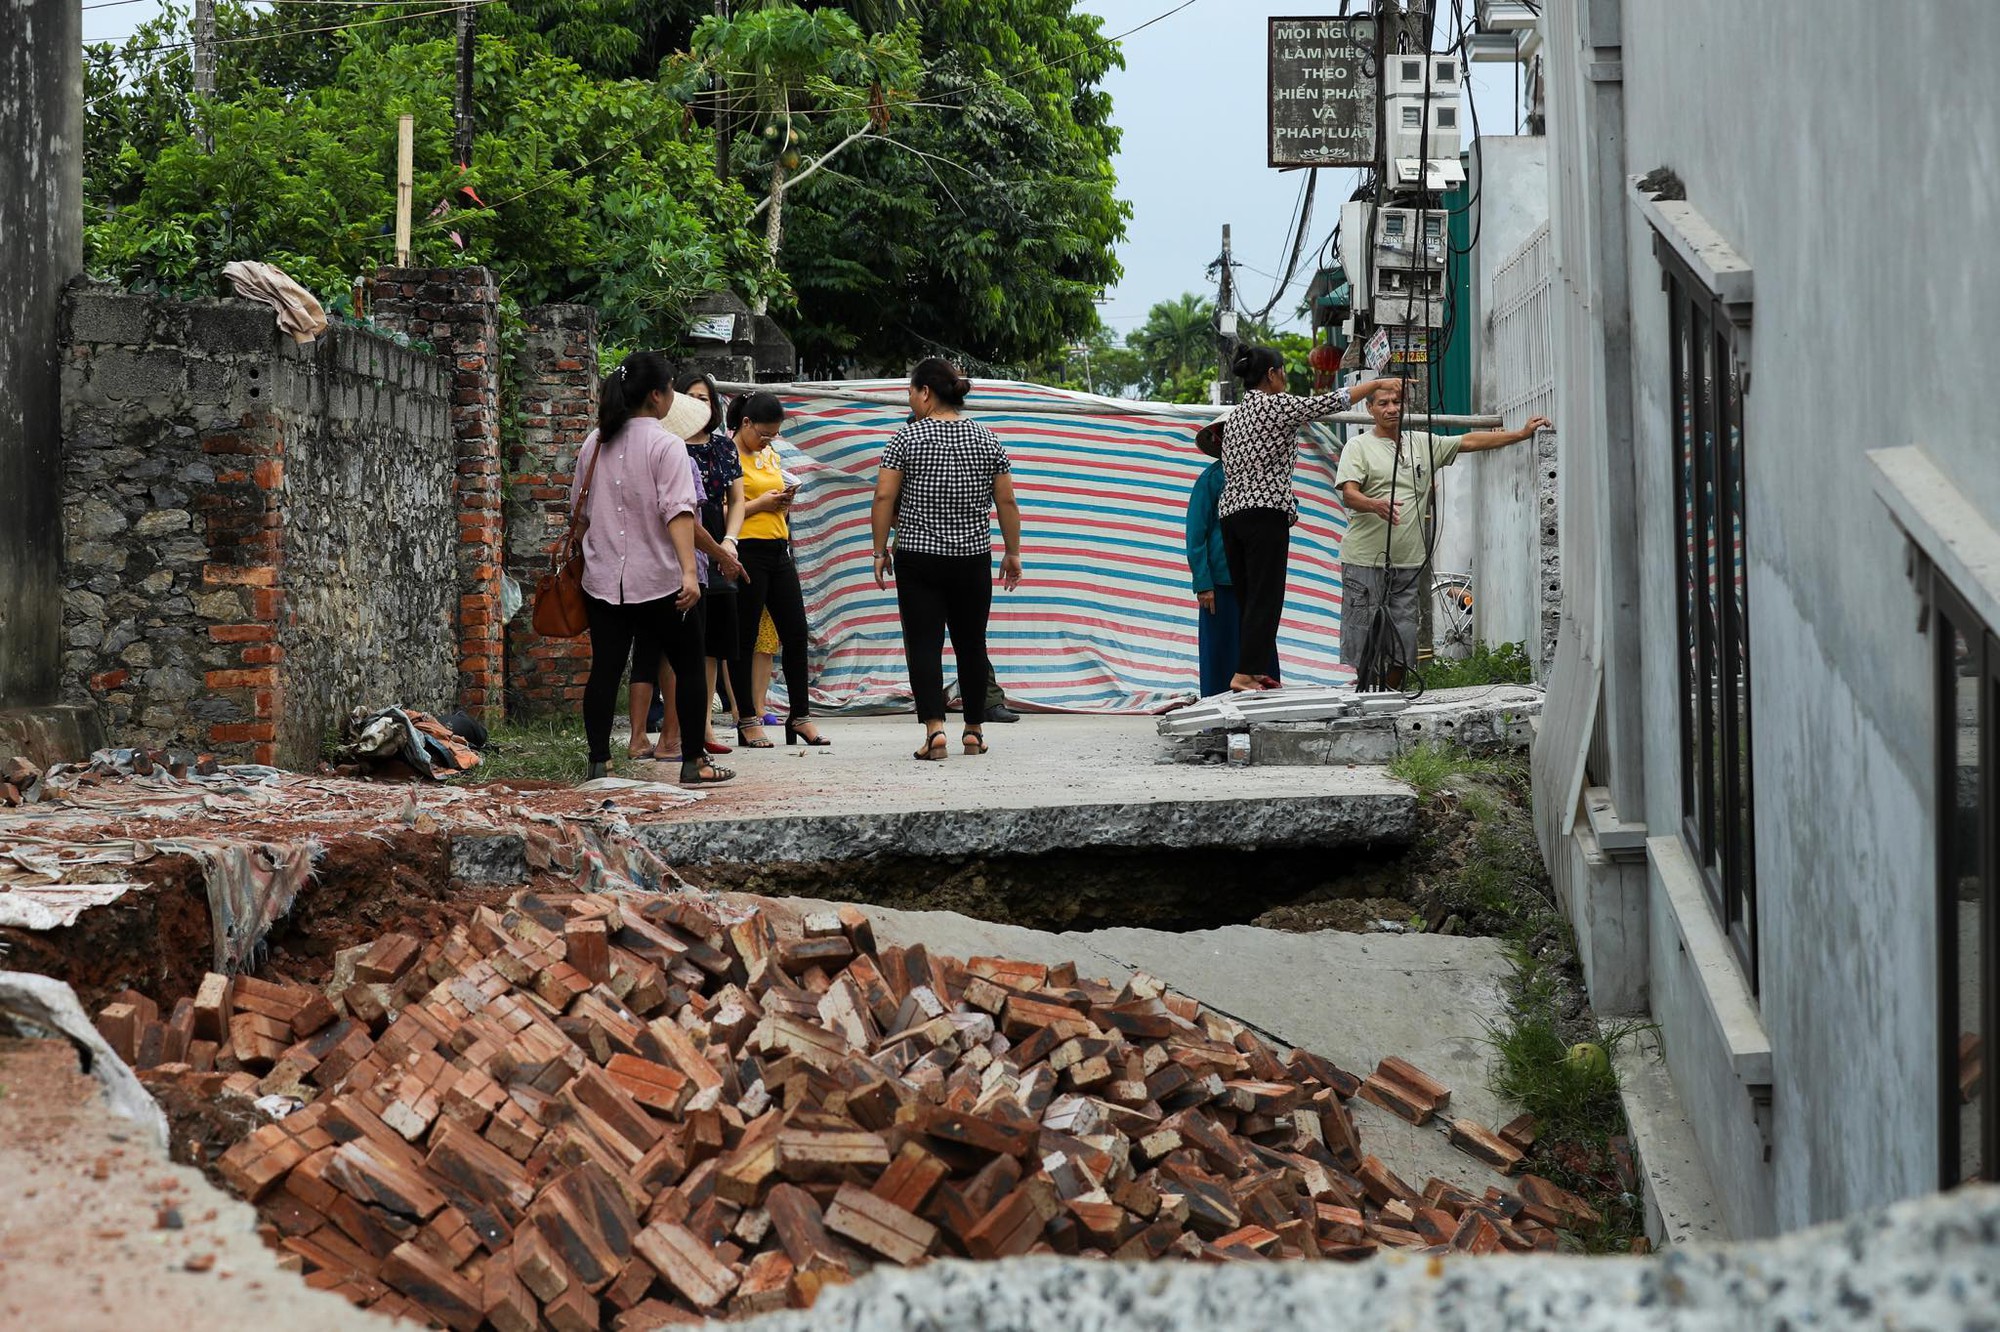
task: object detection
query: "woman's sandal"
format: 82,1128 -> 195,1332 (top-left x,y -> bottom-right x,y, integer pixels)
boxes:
962,728 -> 988,755
913,732 -> 948,762
736,723 -> 775,750
679,758 -> 735,785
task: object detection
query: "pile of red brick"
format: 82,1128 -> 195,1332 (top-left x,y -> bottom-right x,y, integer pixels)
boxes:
102,890 -> 1602,1330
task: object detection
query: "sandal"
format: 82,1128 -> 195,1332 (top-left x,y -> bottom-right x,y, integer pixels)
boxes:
913,731 -> 948,762
736,722 -> 775,750
679,758 -> 735,785
962,727 -> 987,756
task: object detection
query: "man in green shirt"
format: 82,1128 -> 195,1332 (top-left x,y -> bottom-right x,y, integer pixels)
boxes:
1335,380 -> 1551,689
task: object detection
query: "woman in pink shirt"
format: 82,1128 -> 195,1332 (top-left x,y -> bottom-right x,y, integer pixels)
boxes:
569,352 -> 733,786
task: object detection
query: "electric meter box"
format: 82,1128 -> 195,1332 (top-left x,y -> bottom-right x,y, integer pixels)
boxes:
1372,207 -> 1448,271
1386,92 -> 1463,162
1386,54 -> 1462,98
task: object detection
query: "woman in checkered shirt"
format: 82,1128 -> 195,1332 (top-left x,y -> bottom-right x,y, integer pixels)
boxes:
869,359 -> 1024,761
1218,345 -> 1399,693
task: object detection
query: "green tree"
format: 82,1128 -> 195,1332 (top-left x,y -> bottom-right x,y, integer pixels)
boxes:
691,6 -> 917,274
771,0 -> 1129,374
85,29 -> 775,348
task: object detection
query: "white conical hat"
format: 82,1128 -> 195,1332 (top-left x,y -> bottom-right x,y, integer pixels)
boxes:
662,389 -> 715,442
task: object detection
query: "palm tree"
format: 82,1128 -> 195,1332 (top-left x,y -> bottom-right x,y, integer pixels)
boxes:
1131,292 -> 1217,391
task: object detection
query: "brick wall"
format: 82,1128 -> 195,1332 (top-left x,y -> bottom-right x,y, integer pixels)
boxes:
370,267 -> 505,719
59,283 -> 456,765
505,304 -> 598,716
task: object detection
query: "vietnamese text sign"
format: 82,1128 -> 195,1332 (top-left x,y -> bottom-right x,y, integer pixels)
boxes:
1268,16 -> 1376,168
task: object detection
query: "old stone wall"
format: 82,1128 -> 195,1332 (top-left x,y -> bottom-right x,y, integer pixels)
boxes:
505,305 -> 598,716
60,284 -> 455,765
369,268 -> 505,719
272,328 -> 457,764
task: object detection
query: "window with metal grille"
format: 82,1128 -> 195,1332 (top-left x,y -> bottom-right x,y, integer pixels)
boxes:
1927,569 -> 1996,1187
1438,107 -> 1458,128
1402,105 -> 1422,128
1661,236 -> 1758,988
1402,59 -> 1422,82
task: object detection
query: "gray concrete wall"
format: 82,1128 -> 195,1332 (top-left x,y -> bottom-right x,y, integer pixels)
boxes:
1463,137 -> 1553,659
60,286 -> 456,765
1545,0 -> 2000,1234
0,0 -> 82,706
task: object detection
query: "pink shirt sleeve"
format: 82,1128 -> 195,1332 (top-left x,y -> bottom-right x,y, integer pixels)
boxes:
655,435 -> 699,526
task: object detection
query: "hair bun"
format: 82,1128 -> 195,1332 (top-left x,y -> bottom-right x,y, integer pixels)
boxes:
954,376 -> 972,396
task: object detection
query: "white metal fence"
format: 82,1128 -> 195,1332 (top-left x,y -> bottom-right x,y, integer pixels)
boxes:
1489,221 -> 1556,424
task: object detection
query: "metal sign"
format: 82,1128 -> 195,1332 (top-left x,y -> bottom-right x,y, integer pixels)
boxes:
1364,327 -> 1391,371
1390,328 -> 1432,363
1268,16 -> 1377,169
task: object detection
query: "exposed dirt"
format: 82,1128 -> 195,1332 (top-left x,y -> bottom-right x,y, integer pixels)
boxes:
256,828 -> 516,985
4,829 -> 523,1008
0,853 -> 213,1013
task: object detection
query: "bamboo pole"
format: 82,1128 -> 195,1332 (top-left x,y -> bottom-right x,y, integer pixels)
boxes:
395,114 -> 414,267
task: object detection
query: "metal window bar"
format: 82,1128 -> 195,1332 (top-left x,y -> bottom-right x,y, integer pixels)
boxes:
1659,233 -> 1759,991
1931,572 -> 1997,1188
1986,636 -> 2000,1182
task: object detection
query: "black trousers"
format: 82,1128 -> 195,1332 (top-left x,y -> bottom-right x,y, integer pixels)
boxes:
897,552 -> 993,724
1220,507 -> 1291,679
729,537 -> 813,722
584,593 -> 707,764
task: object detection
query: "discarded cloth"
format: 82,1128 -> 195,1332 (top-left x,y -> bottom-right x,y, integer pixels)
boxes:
222,260 -> 328,343
340,706 -> 482,779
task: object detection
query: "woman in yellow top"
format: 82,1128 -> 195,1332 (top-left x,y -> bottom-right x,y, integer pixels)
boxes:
727,393 -> 827,747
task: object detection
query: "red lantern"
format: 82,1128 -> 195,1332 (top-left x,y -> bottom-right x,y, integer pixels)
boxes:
1307,341 -> 1341,373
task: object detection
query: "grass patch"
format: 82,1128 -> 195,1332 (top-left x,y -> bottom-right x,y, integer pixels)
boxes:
1387,740 -> 1507,798
1490,1008 -> 1625,1144
1422,640 -> 1537,691
478,717 -> 594,785
1391,742 -> 1647,1253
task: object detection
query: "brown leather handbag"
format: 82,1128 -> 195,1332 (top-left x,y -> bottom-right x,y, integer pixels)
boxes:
531,439 -> 601,638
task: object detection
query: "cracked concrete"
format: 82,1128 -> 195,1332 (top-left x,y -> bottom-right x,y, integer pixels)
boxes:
629,715 -> 1417,865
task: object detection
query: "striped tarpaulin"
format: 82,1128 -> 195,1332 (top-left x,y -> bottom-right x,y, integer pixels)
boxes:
763,380 -> 1354,714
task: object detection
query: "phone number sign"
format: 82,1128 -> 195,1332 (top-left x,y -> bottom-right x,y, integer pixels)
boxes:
1268,15 -> 1377,169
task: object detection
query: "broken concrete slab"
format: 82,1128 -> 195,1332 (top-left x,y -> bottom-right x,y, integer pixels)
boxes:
632,716 -> 1416,866
735,1185 -> 2000,1332
1164,684 -> 1544,765
640,791 -> 1415,866
0,970 -> 167,1148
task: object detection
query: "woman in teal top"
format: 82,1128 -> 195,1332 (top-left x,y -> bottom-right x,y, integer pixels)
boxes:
1187,422 -> 1276,696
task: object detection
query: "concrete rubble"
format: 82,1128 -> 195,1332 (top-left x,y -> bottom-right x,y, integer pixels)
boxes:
1161,684 -> 1543,765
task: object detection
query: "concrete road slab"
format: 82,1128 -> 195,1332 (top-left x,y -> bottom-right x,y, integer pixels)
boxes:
637,715 -> 1416,864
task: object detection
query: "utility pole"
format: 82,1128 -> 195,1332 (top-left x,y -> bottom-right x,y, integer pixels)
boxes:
1213,223 -> 1237,405
192,0 -> 215,150
714,0 -> 733,182
453,3 -> 477,169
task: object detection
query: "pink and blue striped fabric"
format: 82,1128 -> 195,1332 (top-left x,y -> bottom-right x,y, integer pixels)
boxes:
766,380 -> 1354,714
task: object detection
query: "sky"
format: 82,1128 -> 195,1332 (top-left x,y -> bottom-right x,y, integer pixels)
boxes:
81,0 -> 1524,341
